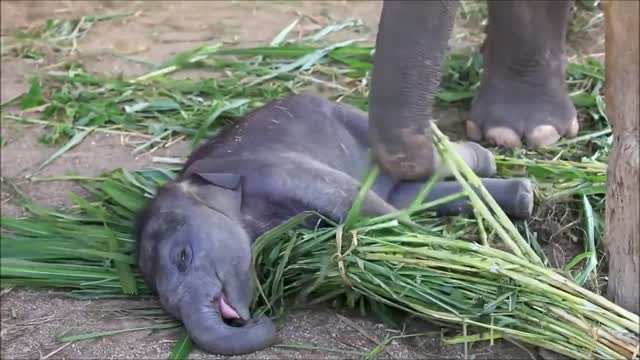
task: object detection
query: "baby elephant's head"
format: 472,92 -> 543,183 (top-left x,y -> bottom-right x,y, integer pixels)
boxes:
134,171 -> 276,355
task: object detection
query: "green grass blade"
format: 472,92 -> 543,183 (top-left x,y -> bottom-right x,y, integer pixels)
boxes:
574,194 -> 598,285
57,322 -> 181,343
35,127 -> 94,172
344,165 -> 379,229
191,98 -> 250,147
270,18 -> 300,47
168,330 -> 193,360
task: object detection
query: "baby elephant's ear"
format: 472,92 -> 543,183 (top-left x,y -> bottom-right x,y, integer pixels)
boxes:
194,172 -> 242,190
187,171 -> 244,216
181,159 -> 241,189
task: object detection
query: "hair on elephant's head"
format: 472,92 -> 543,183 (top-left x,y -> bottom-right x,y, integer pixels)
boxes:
134,170 -> 276,355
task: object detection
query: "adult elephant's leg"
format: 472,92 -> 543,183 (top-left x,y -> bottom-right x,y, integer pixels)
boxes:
468,0 -> 578,148
368,0 -> 460,180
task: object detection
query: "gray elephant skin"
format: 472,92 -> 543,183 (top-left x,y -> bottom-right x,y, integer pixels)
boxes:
368,0 -> 578,179
134,94 -> 534,355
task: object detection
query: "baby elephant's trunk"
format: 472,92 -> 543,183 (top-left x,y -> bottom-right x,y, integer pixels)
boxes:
180,293 -> 277,355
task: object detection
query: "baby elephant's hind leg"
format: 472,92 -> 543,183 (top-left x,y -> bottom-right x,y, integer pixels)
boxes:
389,178 -> 534,220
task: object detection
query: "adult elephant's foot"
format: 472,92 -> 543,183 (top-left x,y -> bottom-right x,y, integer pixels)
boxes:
468,0 -> 578,149
467,67 -> 579,149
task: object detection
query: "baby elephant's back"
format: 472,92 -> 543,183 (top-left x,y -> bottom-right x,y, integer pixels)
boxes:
238,95 -> 372,176
182,94 -> 373,183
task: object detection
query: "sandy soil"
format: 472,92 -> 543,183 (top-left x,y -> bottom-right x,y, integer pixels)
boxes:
0,1 -> 599,359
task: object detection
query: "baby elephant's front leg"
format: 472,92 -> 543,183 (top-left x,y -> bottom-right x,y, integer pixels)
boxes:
272,158 -> 399,223
305,171 -> 399,222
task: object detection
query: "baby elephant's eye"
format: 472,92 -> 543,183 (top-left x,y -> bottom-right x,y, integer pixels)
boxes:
175,246 -> 192,273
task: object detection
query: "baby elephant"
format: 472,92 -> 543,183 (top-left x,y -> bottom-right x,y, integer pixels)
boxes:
134,94 -> 534,355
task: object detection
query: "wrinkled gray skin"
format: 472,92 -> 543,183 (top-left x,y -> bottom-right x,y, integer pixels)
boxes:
368,0 -> 578,180
134,94 -> 534,355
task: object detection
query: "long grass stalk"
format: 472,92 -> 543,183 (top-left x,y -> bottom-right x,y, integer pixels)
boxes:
429,123 -> 542,265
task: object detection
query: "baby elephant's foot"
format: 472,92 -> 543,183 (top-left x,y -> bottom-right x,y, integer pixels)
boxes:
433,141 -> 497,178
480,177 -> 534,220
467,71 -> 579,149
512,178 -> 535,220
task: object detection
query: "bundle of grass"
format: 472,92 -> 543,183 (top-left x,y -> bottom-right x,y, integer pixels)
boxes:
1,167 -> 179,299
1,126 -> 637,359
251,125 -> 638,359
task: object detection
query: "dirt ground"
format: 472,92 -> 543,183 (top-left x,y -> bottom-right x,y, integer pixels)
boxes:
0,1 -> 601,359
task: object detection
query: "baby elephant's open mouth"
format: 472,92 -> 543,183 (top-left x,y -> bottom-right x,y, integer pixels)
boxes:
216,294 -> 246,327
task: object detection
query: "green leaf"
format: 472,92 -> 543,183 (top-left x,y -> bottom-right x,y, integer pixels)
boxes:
246,39 -> 364,87
20,77 -> 46,109
36,127 -> 94,172
573,194 -> 598,285
304,18 -> 363,42
344,165 -> 379,229
270,18 -> 300,47
124,99 -> 181,113
57,322 -> 180,343
435,89 -> 475,103
191,98 -> 250,147
168,331 -> 193,360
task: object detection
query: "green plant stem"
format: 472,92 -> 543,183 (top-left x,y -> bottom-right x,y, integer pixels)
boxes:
429,124 -> 540,264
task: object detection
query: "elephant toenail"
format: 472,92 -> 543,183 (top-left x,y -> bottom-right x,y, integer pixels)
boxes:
567,117 -> 579,138
486,127 -> 522,148
526,125 -> 561,147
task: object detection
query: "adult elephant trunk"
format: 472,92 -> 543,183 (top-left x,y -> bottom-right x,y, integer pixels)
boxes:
180,291 -> 277,355
368,0 -> 460,180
